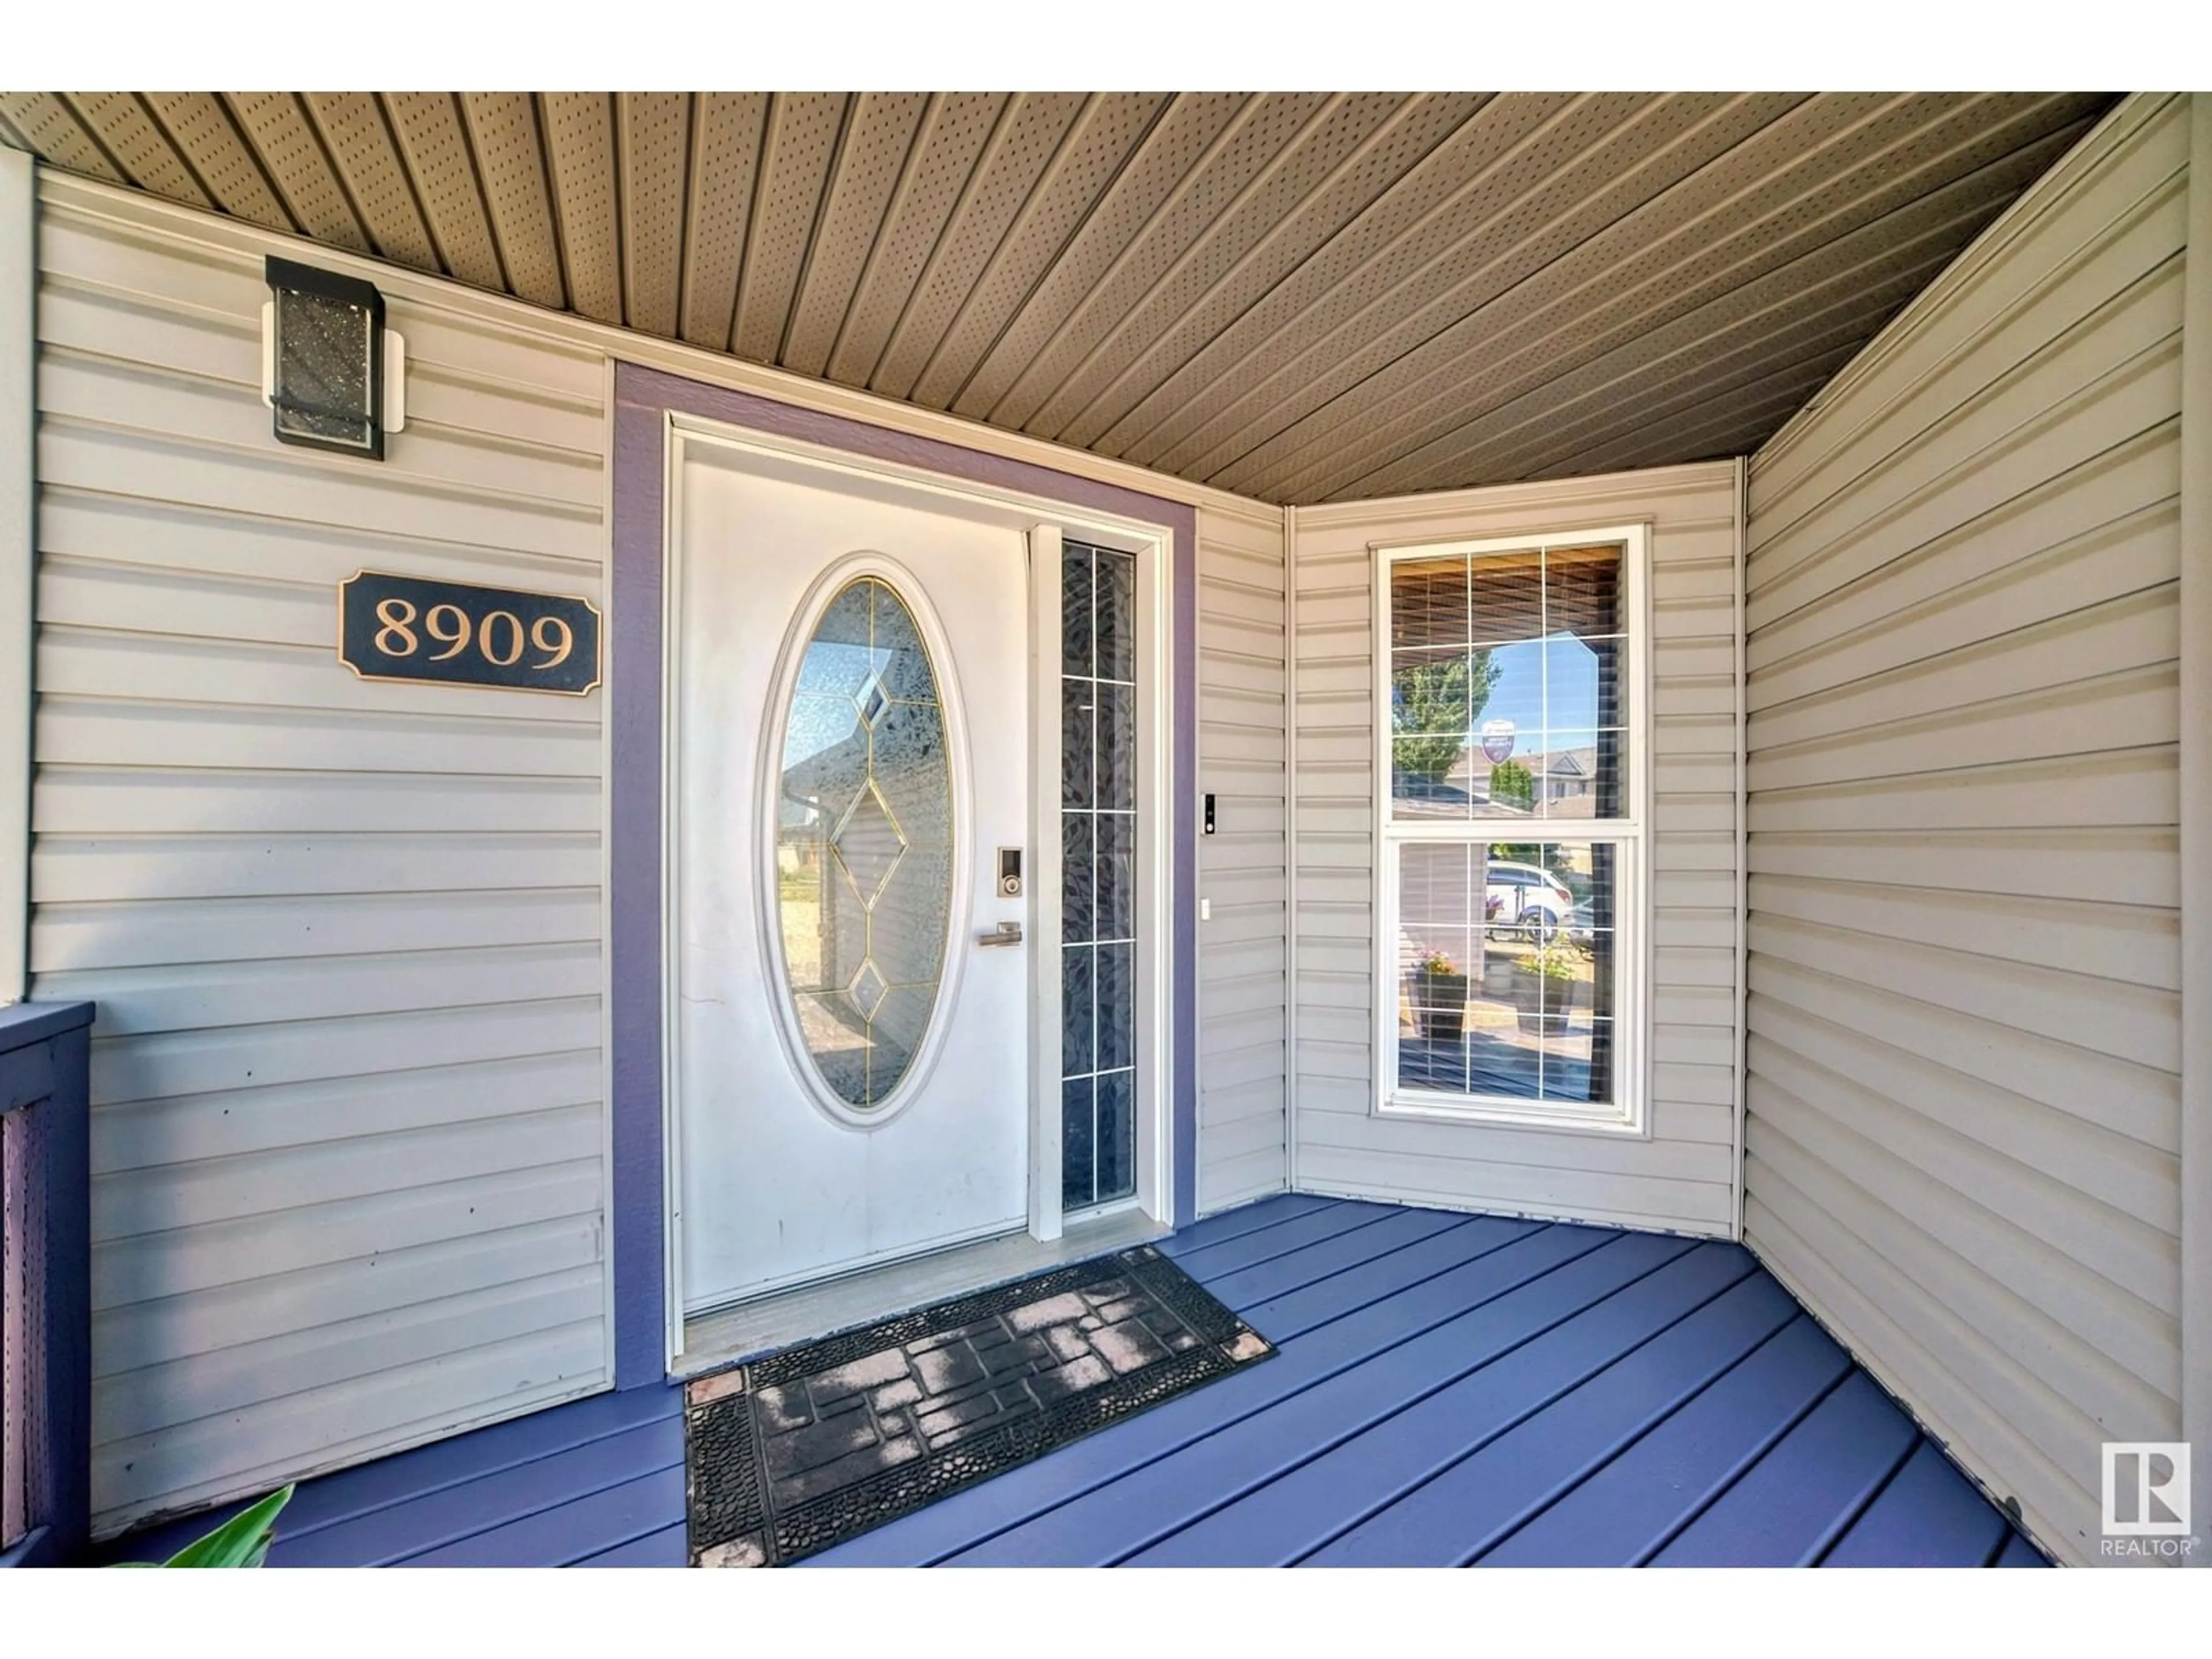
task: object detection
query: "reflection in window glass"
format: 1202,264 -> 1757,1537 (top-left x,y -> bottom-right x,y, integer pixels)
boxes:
1395,840 -> 1617,1107
1388,545 -> 1625,823
775,577 -> 952,1109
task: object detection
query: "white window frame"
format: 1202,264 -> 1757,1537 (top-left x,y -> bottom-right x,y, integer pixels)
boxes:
1370,523 -> 1653,1138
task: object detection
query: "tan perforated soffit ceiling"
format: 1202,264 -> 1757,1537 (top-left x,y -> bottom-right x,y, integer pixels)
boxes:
0,92 -> 2118,504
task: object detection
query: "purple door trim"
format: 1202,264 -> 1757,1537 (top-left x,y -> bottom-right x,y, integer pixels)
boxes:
608,361 -> 1199,1388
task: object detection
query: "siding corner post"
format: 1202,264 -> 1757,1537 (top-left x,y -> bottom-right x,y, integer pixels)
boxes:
1731,454 -> 1749,1245
2179,90 -> 2212,1566
0,147 -> 32,1009
1283,502 -> 1300,1198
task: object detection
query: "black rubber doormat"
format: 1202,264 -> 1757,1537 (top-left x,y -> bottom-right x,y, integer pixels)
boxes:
683,1243 -> 1274,1566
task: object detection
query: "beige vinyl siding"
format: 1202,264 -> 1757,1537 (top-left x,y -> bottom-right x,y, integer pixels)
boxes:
1196,501 -> 1290,1213
1743,92 -> 2191,1567
1289,463 -> 1741,1237
29,181 -> 611,1536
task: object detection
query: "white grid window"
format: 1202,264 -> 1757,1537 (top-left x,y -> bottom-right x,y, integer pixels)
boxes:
1375,527 -> 1649,1133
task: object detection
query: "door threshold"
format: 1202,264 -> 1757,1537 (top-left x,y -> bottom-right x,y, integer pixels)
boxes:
673,1208 -> 1171,1378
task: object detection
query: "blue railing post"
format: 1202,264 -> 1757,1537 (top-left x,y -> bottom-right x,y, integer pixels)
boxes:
0,1000 -> 95,1569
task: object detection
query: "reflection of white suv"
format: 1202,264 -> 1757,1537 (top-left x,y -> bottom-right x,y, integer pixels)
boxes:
1489,861 -> 1575,942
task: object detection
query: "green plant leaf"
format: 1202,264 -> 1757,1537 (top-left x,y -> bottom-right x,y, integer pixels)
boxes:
157,1484 -> 295,1567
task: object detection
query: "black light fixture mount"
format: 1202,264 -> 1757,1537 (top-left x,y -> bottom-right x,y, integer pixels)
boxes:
262,256 -> 403,459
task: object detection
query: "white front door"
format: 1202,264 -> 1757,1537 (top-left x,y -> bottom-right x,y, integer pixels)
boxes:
671,441 -> 1031,1314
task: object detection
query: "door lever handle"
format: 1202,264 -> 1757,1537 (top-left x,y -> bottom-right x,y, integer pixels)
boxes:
976,921 -> 1024,948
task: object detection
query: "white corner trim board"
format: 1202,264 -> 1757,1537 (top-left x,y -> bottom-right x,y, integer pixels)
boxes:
1,146 -> 31,1006
2176,89 -> 2211,1565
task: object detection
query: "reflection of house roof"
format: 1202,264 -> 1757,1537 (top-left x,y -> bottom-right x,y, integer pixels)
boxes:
778,727 -> 868,836
1441,745 -> 1599,780
1528,748 -> 1598,779
781,728 -> 866,799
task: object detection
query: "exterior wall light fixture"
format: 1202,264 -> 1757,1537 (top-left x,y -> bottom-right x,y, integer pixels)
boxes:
260,256 -> 404,459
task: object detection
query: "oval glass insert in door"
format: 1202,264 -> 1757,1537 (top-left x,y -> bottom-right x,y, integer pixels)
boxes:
772,575 -> 955,1112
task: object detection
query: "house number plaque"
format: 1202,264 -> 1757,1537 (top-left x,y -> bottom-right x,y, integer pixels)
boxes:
339,570 -> 601,696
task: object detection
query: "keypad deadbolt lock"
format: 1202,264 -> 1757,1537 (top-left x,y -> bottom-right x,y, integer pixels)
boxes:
997,847 -> 1024,898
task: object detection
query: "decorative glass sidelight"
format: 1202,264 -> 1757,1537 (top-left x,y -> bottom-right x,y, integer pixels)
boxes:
1060,541 -> 1138,1210
775,577 -> 953,1111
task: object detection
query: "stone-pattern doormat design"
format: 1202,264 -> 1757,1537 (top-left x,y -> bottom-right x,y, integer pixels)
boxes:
683,1244 -> 1274,1566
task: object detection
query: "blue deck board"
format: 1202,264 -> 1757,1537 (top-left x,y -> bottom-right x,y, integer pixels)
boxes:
1158,1199 -> 1403,1279
100,1384 -> 680,1565
1650,1370 -> 1923,1566
1236,1213 -> 1540,1338
1198,1207 -> 1473,1312
575,1521 -> 688,1567
275,1417 -> 682,1567
1152,1192 -> 1338,1257
1820,1440 -> 2012,1567
400,1467 -> 687,1567
97,1193 -> 2037,1568
1128,1241 -> 1748,1568
1472,1312 -> 1850,1565
1286,1270 -> 1801,1567
1993,1531 -> 2050,1566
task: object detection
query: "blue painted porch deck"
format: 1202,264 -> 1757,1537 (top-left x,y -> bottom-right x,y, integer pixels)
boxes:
104,1195 -> 2044,1567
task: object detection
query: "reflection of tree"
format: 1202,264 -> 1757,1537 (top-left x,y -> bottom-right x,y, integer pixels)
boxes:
1490,758 -> 1533,808
1392,652 -> 1499,782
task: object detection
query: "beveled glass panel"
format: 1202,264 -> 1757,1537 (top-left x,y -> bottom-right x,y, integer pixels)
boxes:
873,701 -> 952,846
869,849 -> 950,987
797,585 -> 874,695
819,858 -> 868,995
778,577 -> 952,1111
794,993 -> 868,1105
832,783 -> 904,905
873,589 -> 935,703
782,696 -> 866,821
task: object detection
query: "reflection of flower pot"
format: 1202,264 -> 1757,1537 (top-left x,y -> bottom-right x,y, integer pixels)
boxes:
1415,969 -> 1467,1042
1510,965 -> 1592,1037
